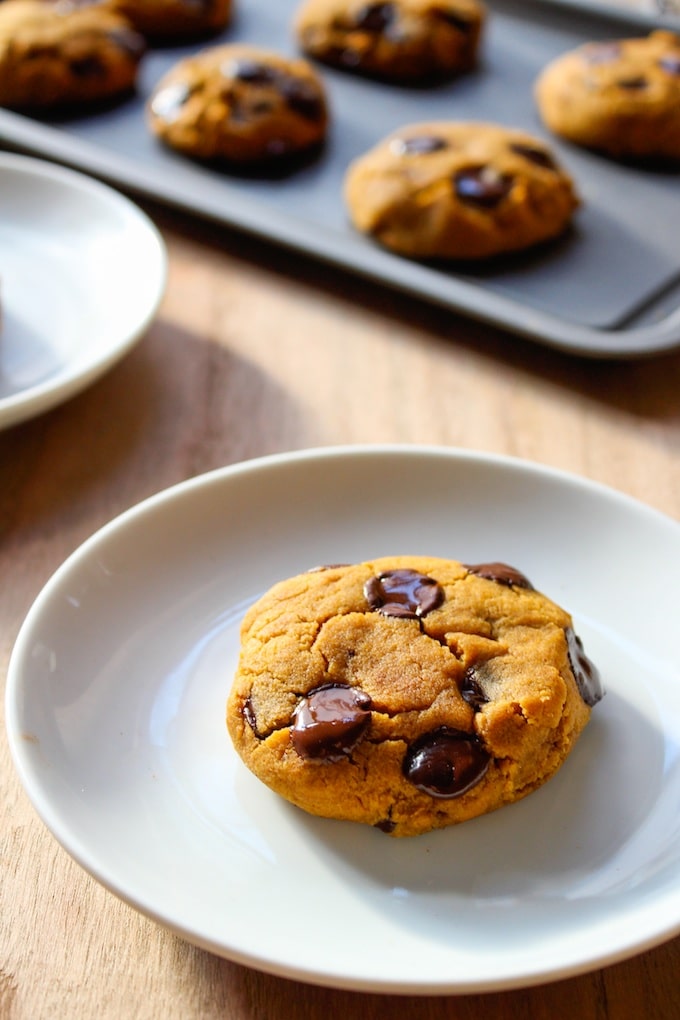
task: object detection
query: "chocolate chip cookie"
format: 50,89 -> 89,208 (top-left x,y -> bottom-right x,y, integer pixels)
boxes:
226,556 -> 602,838
343,121 -> 579,260
0,0 -> 145,112
104,0 -> 232,42
295,0 -> 485,82
535,30 -> 680,161
147,43 -> 329,164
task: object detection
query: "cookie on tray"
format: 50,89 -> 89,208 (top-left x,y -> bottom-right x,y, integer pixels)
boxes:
535,30 -> 680,161
103,0 -> 232,42
0,0 -> 145,112
226,556 -> 603,838
294,0 -> 485,82
147,44 -> 329,165
343,121 -> 579,260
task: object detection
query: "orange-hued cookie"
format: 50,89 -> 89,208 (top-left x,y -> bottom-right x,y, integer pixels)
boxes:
0,0 -> 144,112
227,556 -> 602,837
344,121 -> 579,260
535,30 -> 680,161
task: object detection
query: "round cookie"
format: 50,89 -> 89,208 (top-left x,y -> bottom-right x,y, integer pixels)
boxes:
0,0 -> 145,112
294,0 -> 485,82
226,556 -> 603,838
343,121 -> 579,260
535,30 -> 680,161
102,0 -> 232,42
147,44 -> 329,164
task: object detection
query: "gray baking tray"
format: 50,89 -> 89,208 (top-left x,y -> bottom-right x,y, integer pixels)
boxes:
1,0 -> 678,357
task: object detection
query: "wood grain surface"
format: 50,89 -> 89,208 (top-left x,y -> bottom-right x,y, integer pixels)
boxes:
2,205 -> 679,1020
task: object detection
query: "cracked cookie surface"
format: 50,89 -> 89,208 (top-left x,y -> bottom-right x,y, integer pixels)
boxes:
0,0 -> 145,112
226,555 -> 602,837
294,0 -> 485,82
147,43 -> 329,164
535,30 -> 680,161
343,121 -> 579,260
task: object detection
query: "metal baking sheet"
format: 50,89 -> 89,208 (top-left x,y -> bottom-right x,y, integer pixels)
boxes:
1,0 -> 678,357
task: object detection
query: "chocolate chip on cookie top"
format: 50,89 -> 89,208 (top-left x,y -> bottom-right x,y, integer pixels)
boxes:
364,567 -> 444,619
403,727 -> 490,797
465,561 -> 534,589
565,628 -> 603,707
291,684 -> 373,761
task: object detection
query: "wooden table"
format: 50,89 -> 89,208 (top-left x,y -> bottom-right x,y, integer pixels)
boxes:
2,203 -> 679,1020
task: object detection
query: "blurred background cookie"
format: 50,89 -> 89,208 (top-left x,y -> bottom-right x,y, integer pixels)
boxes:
294,0 -> 485,82
147,44 -> 329,164
344,121 -> 579,260
0,0 -> 145,112
535,30 -> 680,162
103,0 -> 233,44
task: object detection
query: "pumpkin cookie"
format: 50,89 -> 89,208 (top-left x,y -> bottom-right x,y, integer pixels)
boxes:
343,121 -> 579,260
535,30 -> 680,161
294,0 -> 485,82
226,556 -> 602,837
0,0 -> 144,112
147,43 -> 329,164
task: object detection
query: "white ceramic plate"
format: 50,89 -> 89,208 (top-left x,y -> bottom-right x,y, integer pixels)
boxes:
6,446 -> 680,994
0,153 -> 166,429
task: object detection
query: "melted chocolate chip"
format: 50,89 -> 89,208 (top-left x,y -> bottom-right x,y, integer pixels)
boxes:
243,696 -> 267,739
355,2 -> 396,32
582,41 -> 622,64
465,562 -> 534,589
278,78 -> 324,120
660,53 -> 680,75
565,627 -> 603,708
375,818 -> 396,833
392,135 -> 448,156
617,76 -> 648,90
454,166 -> 513,208
404,728 -> 489,798
291,684 -> 372,761
510,143 -> 557,170
364,569 -> 444,619
151,81 -> 193,121
70,55 -> 105,78
230,58 -> 278,85
460,668 -> 488,710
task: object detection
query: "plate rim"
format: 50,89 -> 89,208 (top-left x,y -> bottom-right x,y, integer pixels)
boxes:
6,444 -> 680,993
0,151 -> 167,429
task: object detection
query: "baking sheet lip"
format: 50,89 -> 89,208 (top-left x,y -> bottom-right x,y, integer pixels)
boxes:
1,112 -> 678,361
532,0 -> 680,30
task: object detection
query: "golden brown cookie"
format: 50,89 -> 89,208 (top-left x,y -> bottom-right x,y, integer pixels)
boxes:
343,121 -> 579,260
147,44 -> 329,164
102,0 -> 232,42
0,0 -> 145,112
294,0 -> 485,82
535,30 -> 680,161
226,556 -> 603,838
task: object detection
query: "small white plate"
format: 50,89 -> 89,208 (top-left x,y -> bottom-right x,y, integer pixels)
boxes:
0,153 -> 166,429
6,446 -> 680,994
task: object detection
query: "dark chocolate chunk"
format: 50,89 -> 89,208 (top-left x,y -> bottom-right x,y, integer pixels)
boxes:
392,135 -> 448,156
355,2 -> 396,32
510,143 -> 557,170
242,696 -> 266,739
291,684 -> 372,761
229,58 -> 278,85
565,627 -> 603,707
70,55 -> 106,78
454,166 -> 513,208
364,568 -> 444,619
278,77 -> 324,120
465,562 -> 534,589
375,818 -> 396,833
460,668 -> 488,710
617,76 -> 648,90
404,728 -> 489,797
